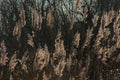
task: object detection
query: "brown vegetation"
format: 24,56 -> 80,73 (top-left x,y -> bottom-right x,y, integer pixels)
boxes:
0,0 -> 120,80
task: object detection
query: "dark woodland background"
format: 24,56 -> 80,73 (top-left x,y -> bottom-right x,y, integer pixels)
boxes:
0,0 -> 120,80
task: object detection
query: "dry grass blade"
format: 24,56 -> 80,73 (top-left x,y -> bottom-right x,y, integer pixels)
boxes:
76,0 -> 82,11
19,6 -> 26,27
34,45 -> 50,71
9,53 -> 18,72
18,51 -> 29,73
0,53 -> 9,66
0,40 -> 7,53
31,9 -> 42,30
46,9 -> 54,28
73,32 -> 80,48
27,33 -> 34,47
12,22 -> 21,40
54,58 -> 66,77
